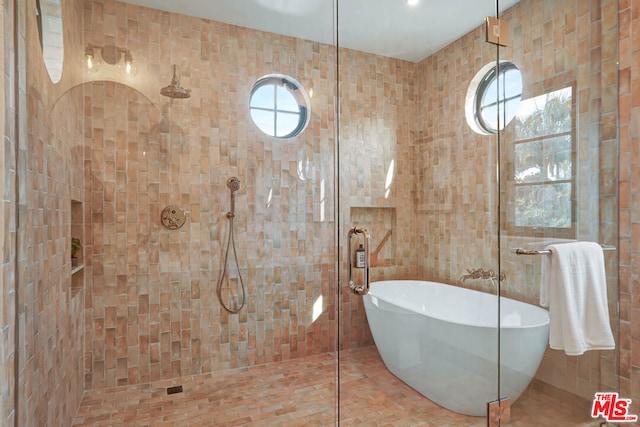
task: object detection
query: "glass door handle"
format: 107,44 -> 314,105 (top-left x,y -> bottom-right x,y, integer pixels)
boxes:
347,225 -> 370,295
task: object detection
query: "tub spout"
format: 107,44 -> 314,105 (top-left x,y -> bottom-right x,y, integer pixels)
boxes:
460,268 -> 506,283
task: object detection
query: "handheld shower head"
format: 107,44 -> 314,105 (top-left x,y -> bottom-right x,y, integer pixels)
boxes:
226,177 -> 240,217
227,177 -> 241,193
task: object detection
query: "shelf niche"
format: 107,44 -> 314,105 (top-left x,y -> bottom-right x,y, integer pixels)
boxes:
71,199 -> 84,298
350,206 -> 396,268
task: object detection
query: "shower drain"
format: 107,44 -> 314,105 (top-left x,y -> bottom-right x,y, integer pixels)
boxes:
166,385 -> 183,395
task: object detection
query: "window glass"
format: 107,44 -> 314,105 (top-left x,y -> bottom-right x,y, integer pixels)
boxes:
513,87 -> 572,139
250,85 -> 275,110
249,75 -> 310,138
514,136 -> 572,184
477,64 -> 523,133
276,86 -> 300,113
515,183 -> 572,228
37,0 -> 65,83
510,87 -> 574,235
275,112 -> 300,137
250,109 -> 275,136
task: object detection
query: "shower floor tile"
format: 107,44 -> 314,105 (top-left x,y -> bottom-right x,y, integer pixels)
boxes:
72,346 -> 599,426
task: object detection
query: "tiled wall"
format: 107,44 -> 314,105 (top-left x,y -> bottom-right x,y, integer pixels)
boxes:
415,0 -> 619,403
81,0 -> 423,388
337,50 -> 421,349
82,0 -> 340,389
414,22 -> 498,286
618,0 -> 639,421
1,0 -> 16,424
2,0 -> 637,425
501,0 -> 620,401
74,0 -> 627,408
4,0 -> 87,425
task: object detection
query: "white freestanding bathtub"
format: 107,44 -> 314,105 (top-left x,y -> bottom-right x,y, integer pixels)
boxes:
363,280 -> 550,416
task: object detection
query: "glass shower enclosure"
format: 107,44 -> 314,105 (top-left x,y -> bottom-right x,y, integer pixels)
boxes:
15,0 -> 618,425
336,0 -> 619,425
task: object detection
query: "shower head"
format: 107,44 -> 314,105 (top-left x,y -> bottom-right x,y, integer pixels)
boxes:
227,177 -> 241,193
160,85 -> 191,99
160,65 -> 191,99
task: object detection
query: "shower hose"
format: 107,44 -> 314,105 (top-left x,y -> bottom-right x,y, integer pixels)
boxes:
217,210 -> 246,313
217,178 -> 246,313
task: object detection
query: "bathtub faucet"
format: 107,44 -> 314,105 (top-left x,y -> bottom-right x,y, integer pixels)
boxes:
459,268 -> 506,283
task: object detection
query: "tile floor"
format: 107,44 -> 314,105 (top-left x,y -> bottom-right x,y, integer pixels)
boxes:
72,346 -> 603,426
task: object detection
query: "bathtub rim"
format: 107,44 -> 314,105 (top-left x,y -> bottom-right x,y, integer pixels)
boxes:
368,279 -> 550,330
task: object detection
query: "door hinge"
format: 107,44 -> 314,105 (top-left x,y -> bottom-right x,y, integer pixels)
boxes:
487,397 -> 511,427
485,17 -> 511,47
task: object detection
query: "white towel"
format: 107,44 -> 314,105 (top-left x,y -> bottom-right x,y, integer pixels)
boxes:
539,241 -> 615,356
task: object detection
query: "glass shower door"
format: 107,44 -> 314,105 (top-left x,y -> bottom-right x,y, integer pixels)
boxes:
77,2 -> 340,426
497,0 -> 620,425
336,0 -> 503,424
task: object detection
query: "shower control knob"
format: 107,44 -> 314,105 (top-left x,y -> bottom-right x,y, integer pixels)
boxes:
161,205 -> 187,230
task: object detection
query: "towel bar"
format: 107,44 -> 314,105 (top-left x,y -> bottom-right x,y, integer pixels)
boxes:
511,244 -> 616,256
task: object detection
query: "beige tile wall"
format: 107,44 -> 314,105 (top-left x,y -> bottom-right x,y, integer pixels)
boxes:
10,0 -> 87,425
82,0 -> 423,388
415,0 -> 619,403
77,2 -> 632,414
618,0 -> 640,422
415,25 -> 499,287
82,0 -> 340,389
3,0 -> 638,425
501,0 -> 620,401
337,49 -> 421,349
2,0 -> 17,424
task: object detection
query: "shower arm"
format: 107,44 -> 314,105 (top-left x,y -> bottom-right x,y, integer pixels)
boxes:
347,225 -> 370,296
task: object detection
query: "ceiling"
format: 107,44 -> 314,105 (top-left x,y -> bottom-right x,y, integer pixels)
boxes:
120,0 -> 520,62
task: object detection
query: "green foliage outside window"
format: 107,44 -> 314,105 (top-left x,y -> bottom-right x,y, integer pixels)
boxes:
511,87 -> 573,232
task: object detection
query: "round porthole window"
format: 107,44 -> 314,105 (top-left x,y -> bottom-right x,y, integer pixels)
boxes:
465,61 -> 523,135
249,74 -> 310,138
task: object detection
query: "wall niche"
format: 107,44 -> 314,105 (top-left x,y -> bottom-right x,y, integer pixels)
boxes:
71,199 -> 83,297
350,207 -> 396,268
